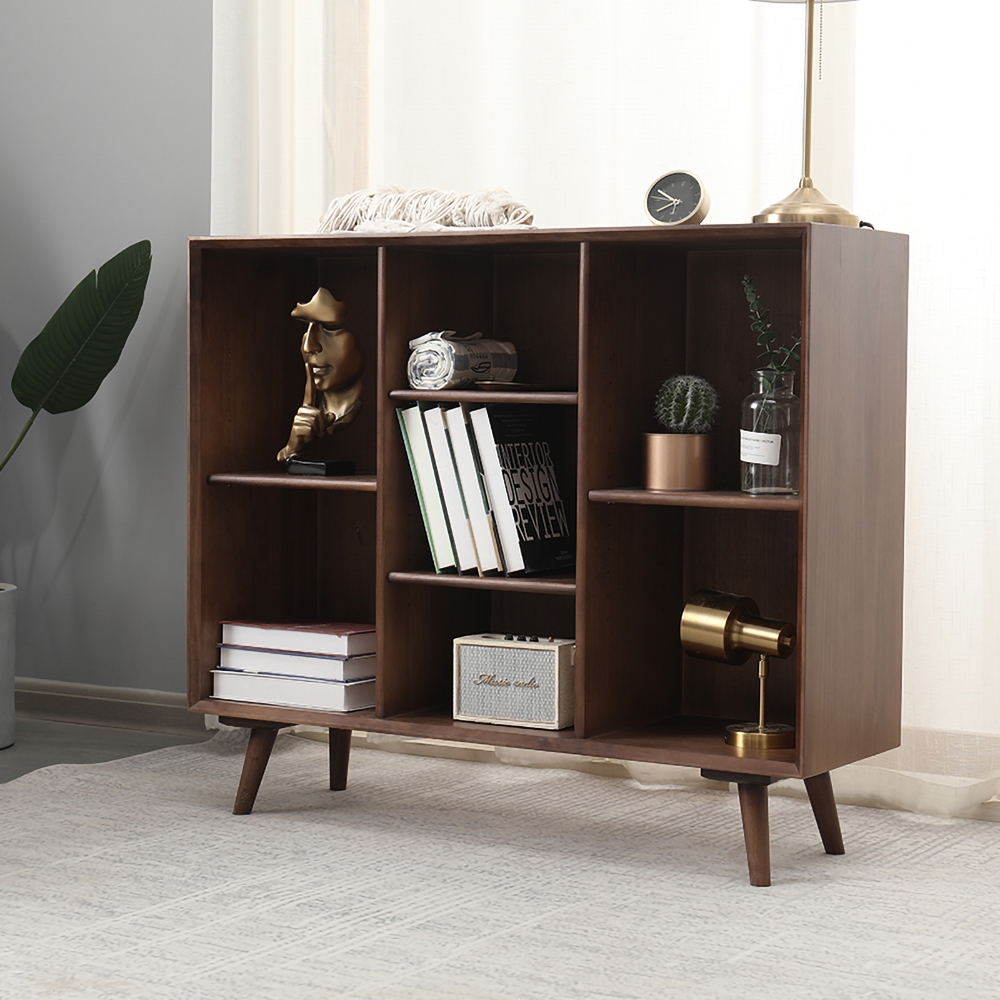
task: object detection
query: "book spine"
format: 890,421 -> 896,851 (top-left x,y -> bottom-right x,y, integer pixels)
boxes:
397,406 -> 456,572
469,407 -> 526,574
444,405 -> 502,573
422,406 -> 479,573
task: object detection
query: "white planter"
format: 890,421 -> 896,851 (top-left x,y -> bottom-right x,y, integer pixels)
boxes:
0,584 -> 15,749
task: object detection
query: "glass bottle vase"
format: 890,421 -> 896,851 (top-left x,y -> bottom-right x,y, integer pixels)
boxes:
740,369 -> 800,495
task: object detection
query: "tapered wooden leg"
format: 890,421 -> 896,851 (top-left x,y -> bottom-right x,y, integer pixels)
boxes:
329,728 -> 352,791
804,771 -> 845,855
737,782 -> 771,887
232,726 -> 279,815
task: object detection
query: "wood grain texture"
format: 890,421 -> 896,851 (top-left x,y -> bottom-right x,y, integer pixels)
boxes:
576,242 -> 687,737
588,489 -> 800,511
804,771 -> 845,855
207,473 -> 377,491
798,227 -> 908,777
232,726 -> 279,815
737,782 -> 771,886
195,700 -> 799,775
189,226 -> 907,797
328,728 -> 352,791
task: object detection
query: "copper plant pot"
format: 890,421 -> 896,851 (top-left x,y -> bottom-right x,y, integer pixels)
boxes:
644,433 -> 711,491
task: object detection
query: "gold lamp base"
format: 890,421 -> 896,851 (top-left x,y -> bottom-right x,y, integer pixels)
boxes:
726,722 -> 796,751
754,177 -> 859,227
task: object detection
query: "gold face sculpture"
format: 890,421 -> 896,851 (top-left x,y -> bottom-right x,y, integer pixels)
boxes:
277,288 -> 364,463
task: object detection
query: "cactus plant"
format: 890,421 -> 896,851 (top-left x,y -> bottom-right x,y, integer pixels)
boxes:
654,374 -> 719,434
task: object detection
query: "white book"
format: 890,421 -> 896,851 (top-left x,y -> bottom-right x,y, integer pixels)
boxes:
422,406 -> 479,573
212,670 -> 375,712
220,621 -> 376,657
469,407 -> 525,574
218,645 -> 376,682
444,405 -> 502,573
397,406 -> 456,572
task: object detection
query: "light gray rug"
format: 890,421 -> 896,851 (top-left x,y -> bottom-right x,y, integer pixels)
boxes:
1,732 -> 997,1000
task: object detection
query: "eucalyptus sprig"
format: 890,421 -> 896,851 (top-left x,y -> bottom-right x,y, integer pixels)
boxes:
742,275 -> 800,373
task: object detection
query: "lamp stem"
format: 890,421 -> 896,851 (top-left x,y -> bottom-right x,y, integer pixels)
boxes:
757,654 -> 769,732
802,0 -> 816,181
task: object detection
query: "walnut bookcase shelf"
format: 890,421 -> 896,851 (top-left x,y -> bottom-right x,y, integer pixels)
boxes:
188,224 -> 908,885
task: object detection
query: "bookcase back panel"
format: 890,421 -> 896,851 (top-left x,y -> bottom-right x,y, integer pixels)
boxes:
189,486 -> 319,704
681,507 -> 799,725
576,502 -> 684,738
377,582 -> 488,716
316,491 -> 377,626
686,249 -> 802,491
579,243 -> 688,490
493,251 -> 580,386
489,592 -> 576,642
193,251 -> 320,475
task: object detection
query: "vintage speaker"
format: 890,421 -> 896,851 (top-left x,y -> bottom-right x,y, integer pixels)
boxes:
453,633 -> 575,730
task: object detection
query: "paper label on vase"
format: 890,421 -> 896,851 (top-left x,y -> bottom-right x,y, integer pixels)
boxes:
740,429 -> 781,467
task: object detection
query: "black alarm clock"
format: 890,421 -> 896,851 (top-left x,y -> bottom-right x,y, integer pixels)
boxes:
645,171 -> 710,226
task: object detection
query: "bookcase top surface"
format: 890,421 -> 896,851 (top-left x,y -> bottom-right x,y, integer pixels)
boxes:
188,223 -> 906,255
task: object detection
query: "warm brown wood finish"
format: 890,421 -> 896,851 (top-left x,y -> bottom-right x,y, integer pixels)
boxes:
328,728 -> 352,791
737,783 -> 771,887
189,225 -> 907,883
232,725 -> 281,815
804,771 -> 845,855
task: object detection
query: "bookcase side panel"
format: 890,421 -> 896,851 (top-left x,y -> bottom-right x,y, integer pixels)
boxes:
799,227 -> 908,776
577,242 -> 688,737
376,246 -> 496,716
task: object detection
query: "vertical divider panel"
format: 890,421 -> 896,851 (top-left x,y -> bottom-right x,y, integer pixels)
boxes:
375,244 -> 493,717
576,242 -> 689,738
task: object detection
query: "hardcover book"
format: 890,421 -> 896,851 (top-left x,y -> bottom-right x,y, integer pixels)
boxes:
217,645 -> 376,682
397,405 -> 457,573
219,621 -> 376,657
211,670 -> 375,712
468,404 -> 574,575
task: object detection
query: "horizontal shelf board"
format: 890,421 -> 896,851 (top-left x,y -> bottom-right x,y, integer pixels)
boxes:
207,472 -> 378,492
190,223 -> 809,254
390,389 -> 578,406
387,570 -> 576,594
588,488 -> 801,511
192,701 -> 798,775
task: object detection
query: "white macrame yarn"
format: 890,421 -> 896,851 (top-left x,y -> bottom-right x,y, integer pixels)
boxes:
317,186 -> 534,233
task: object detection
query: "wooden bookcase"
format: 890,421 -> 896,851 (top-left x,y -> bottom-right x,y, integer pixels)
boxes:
188,224 -> 908,885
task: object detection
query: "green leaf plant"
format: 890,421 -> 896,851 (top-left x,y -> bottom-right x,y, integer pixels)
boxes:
741,274 -> 801,374
0,241 -> 152,474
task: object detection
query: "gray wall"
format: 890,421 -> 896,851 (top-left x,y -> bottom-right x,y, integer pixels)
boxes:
0,1 -> 212,693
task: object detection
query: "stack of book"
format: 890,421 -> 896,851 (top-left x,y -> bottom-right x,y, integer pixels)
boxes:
397,403 -> 575,577
211,621 -> 376,712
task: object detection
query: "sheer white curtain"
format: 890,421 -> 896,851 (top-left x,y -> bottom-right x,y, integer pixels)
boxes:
211,0 -> 368,235
211,0 -> 1000,815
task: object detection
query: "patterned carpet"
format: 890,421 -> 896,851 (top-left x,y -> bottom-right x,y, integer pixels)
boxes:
1,731 -> 997,999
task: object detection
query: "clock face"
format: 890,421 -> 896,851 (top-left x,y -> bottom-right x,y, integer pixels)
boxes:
645,171 -> 709,226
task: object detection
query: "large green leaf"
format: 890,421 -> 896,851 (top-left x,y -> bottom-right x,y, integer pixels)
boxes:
11,240 -> 152,414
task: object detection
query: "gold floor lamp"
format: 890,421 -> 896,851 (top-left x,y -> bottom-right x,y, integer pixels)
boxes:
753,0 -> 859,226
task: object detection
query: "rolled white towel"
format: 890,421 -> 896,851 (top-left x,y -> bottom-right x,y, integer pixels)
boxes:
407,331 -> 517,390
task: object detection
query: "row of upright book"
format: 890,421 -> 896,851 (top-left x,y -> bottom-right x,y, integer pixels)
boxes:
212,621 -> 377,712
397,403 -> 574,576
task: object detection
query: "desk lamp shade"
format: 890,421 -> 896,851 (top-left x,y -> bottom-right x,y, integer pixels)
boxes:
752,0 -> 859,226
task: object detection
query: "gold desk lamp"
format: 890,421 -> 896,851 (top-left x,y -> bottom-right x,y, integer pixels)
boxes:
752,0 -> 859,226
680,590 -> 796,750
